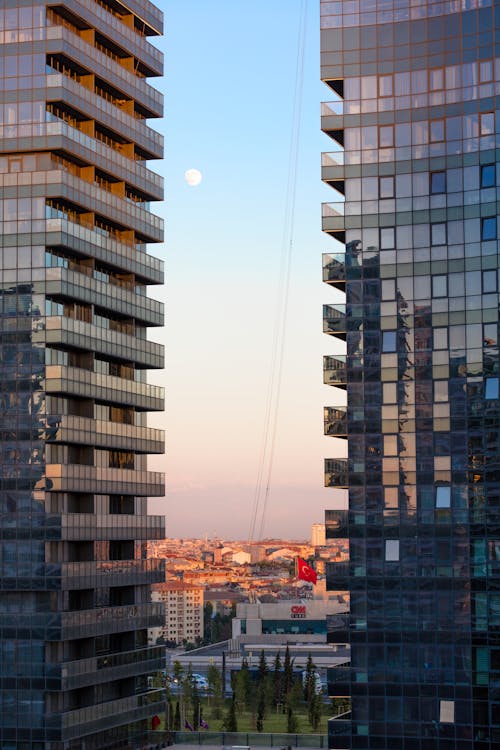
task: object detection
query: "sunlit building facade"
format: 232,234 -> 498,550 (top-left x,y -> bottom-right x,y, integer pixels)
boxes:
322,0 -> 500,747
0,1 -> 165,747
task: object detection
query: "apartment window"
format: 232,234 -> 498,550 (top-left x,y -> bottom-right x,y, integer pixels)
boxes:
436,486 -> 451,508
430,119 -> 445,142
382,331 -> 397,352
379,125 -> 394,147
483,270 -> 497,293
485,378 -> 499,400
430,171 -> 446,194
431,223 -> 447,245
433,328 -> 448,350
481,164 -> 496,188
432,275 -> 447,297
379,176 -> 394,198
480,112 -> 494,135
440,700 -> 455,723
481,217 -> 497,241
385,540 -> 399,561
380,227 -> 395,249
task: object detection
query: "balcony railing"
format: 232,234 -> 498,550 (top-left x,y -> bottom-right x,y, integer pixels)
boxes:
323,355 -> 347,387
325,458 -> 348,488
323,304 -> 346,339
322,252 -> 345,287
324,406 -> 347,437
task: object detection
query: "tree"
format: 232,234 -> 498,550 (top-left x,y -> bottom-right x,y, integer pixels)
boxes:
222,693 -> 238,732
287,703 -> 299,733
256,688 -> 265,732
191,679 -> 200,729
173,701 -> 181,730
309,692 -> 322,732
233,662 -> 251,712
283,645 -> 294,698
272,651 -> 283,708
166,697 -> 173,729
207,662 -> 223,718
173,660 -> 184,686
257,650 -> 268,684
304,653 -> 316,702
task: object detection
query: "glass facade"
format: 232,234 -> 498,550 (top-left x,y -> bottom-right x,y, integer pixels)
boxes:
322,0 -> 500,747
0,1 -> 165,748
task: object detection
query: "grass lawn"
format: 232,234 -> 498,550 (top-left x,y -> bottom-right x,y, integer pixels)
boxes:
164,697 -> 330,735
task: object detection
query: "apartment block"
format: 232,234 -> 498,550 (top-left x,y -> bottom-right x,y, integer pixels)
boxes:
322,0 -> 500,747
0,1 -> 165,748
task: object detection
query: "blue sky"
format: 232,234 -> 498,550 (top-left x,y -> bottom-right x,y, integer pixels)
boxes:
148,0 -> 346,539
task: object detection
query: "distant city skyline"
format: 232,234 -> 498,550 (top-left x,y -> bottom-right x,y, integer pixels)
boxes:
148,0 -> 346,538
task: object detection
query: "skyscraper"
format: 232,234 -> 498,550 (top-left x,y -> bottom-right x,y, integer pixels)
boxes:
322,0 -> 500,747
0,1 -> 165,747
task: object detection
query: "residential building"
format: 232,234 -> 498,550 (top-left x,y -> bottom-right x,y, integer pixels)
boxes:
311,522 -> 326,547
0,0 -> 165,748
322,0 -> 500,747
149,582 -> 204,646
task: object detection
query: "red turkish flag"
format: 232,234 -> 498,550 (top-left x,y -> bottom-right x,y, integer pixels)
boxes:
297,557 -> 317,584
151,715 -> 161,730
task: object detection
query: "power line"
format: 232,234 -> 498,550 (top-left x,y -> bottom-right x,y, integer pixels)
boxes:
248,0 -> 308,542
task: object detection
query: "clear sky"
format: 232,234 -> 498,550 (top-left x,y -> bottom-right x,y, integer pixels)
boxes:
148,0 -> 346,539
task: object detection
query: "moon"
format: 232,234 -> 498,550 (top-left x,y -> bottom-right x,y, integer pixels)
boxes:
184,168 -> 202,186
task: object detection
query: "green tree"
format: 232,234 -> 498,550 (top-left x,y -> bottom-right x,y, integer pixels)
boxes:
272,651 -> 283,708
283,645 -> 294,698
304,653 -> 316,702
166,697 -> 173,729
257,650 -> 268,684
233,663 -> 252,712
222,693 -> 238,732
192,679 -> 200,729
287,703 -> 299,733
172,660 -> 184,686
207,662 -> 223,718
256,688 -> 265,732
173,701 -> 181,730
309,692 -> 322,732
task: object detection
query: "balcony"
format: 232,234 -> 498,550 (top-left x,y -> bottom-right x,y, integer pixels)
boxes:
325,458 -> 348,488
45,414 -> 164,454
323,303 -> 346,340
55,645 -> 165,691
323,355 -> 347,388
326,561 -> 350,590
40,170 -> 163,242
46,75 -> 163,159
324,406 -> 347,437
43,218 -> 163,285
46,26 -> 163,118
55,690 -> 165,740
36,316 -> 164,369
0,510 -> 165,541
328,717 -> 351,748
45,365 -> 164,412
321,100 -> 344,143
327,666 -> 351,696
323,252 -> 345,289
322,202 -> 345,237
59,0 -> 163,75
325,509 -> 348,538
40,464 -> 164,496
0,119 -> 163,200
0,602 -> 164,640
321,151 -> 345,184
45,267 -> 164,327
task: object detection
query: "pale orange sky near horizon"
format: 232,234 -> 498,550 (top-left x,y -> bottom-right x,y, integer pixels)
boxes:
147,0 -> 347,538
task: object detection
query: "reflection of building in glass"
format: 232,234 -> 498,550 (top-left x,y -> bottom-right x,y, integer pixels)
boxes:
322,1 -> 500,747
0,1 -> 165,747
